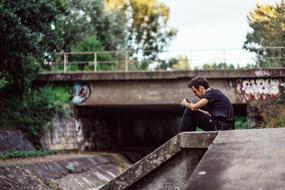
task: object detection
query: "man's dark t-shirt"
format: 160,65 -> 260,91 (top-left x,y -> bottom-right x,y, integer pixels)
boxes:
201,89 -> 234,121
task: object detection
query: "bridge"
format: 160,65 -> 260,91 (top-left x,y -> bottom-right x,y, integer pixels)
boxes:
37,68 -> 285,105
34,67 -> 285,189
36,68 -> 285,152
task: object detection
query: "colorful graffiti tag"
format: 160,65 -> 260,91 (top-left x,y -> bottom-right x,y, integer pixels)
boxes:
72,83 -> 91,104
236,79 -> 282,102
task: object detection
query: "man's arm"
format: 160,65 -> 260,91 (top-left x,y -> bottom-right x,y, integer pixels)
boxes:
181,98 -> 208,111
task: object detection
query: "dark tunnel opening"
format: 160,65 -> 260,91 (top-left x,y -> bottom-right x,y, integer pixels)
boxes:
76,104 -> 246,154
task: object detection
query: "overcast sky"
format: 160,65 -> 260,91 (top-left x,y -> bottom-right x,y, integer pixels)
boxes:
158,0 -> 280,67
159,0 -> 280,50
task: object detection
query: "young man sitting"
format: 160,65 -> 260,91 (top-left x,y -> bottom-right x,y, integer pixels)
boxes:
179,76 -> 234,132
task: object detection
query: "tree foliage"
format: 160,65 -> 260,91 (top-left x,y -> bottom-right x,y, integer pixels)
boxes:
202,63 -> 235,70
160,56 -> 190,70
244,1 -> 285,67
61,0 -> 127,51
0,86 -> 71,146
0,1 -> 69,143
244,2 -> 285,129
0,0 -> 177,143
0,0 -> 66,95
128,0 -> 176,54
104,0 -> 177,68
69,36 -> 114,71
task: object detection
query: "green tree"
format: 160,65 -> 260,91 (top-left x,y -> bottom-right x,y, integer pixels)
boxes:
244,1 -> 285,130
0,1 -> 69,144
0,0 -> 66,95
60,0 -> 176,70
160,56 -> 190,70
244,1 -> 285,67
69,36 -> 115,71
128,0 -> 176,68
104,0 -> 177,69
202,63 -> 235,70
61,0 -> 127,51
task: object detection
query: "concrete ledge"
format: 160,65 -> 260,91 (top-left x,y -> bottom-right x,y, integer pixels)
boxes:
186,128 -> 285,190
36,68 -> 285,82
101,128 -> 285,190
101,132 -> 218,190
179,132 -> 217,148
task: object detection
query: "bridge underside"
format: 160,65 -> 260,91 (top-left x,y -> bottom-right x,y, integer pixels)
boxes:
76,104 -> 246,155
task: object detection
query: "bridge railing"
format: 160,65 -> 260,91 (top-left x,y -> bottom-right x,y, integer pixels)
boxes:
43,47 -> 285,72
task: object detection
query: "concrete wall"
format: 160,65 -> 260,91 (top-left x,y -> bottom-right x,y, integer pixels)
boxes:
41,105 -> 84,150
84,77 -> 284,105
0,130 -> 35,153
101,132 -> 217,190
36,69 -> 285,105
129,149 -> 206,190
40,105 -> 180,153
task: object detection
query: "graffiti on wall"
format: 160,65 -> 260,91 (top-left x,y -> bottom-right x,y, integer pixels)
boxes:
41,109 -> 84,150
72,83 -> 91,104
236,79 -> 282,102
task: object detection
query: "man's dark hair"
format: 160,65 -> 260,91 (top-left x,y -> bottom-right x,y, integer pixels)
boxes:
188,76 -> 209,89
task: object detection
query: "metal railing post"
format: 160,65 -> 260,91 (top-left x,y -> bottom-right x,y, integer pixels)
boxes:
188,50 -> 192,70
257,50 -> 261,68
223,49 -> 226,63
125,51 -> 128,72
94,52 -> 97,72
64,53 -> 67,73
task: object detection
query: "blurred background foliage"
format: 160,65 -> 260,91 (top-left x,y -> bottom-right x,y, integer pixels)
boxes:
244,1 -> 285,67
0,0 -> 284,142
0,0 -> 177,140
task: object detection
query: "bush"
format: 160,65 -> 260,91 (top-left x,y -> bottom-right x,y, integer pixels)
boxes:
259,102 -> 285,128
0,86 -> 71,147
0,150 -> 55,160
234,117 -> 248,129
253,93 -> 285,128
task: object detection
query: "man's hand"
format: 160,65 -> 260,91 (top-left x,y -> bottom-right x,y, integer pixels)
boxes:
181,98 -> 211,116
181,98 -> 208,111
181,98 -> 191,107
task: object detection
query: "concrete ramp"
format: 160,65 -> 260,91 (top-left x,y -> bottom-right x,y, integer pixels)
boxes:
101,132 -> 218,189
101,128 -> 285,190
186,128 -> 285,190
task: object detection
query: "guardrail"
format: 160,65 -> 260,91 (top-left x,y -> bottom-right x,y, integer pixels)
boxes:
43,47 -> 285,72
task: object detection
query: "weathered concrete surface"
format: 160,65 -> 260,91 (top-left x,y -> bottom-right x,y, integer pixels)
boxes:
36,69 -> 285,105
187,128 -> 285,190
129,149 -> 206,190
41,106 -> 84,151
102,128 -> 285,190
0,130 -> 34,153
101,132 -> 218,190
37,69 -> 285,81
0,153 -> 131,190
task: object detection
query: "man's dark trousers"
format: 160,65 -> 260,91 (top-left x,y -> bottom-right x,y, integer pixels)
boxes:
179,108 -> 233,132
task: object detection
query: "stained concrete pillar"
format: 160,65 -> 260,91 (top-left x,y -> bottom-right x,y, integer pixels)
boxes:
246,103 -> 262,128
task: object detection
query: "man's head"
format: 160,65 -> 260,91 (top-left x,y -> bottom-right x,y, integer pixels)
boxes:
188,76 -> 209,98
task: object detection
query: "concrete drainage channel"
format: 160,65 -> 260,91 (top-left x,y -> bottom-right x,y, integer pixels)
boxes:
2,128 -> 284,190
101,132 -> 218,190
0,132 -> 217,190
0,153 -> 132,190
